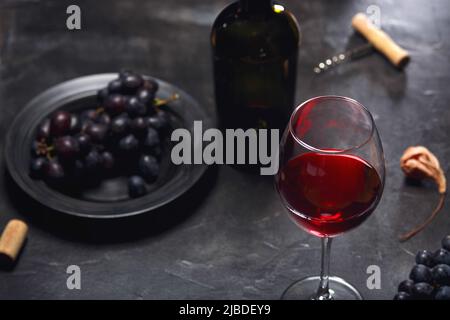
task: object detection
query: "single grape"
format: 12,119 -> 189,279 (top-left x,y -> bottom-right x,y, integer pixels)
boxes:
409,264 -> 432,283
36,118 -> 51,141
101,151 -> 115,170
98,113 -> 111,126
142,78 -> 159,93
75,133 -> 91,155
71,159 -> 85,177
107,79 -> 124,94
398,279 -> 415,295
431,264 -> 450,285
122,74 -> 143,94
146,116 -> 163,130
84,149 -> 103,171
143,127 -> 160,150
30,157 -> 47,179
111,115 -> 130,137
128,175 -> 147,198
119,70 -> 133,80
147,112 -> 169,130
50,111 -> 72,137
70,114 -> 81,133
84,123 -> 108,143
43,159 -> 65,184
97,88 -> 109,104
31,140 -> 43,157
411,282 -> 434,299
118,134 -> 139,153
125,96 -> 147,117
393,292 -> 411,300
138,154 -> 159,182
130,117 -> 148,137
81,109 -> 99,122
435,286 -> 450,300
104,94 -> 126,115
442,235 -> 450,252
137,88 -> 155,105
433,248 -> 450,266
54,136 -> 80,162
416,250 -> 434,267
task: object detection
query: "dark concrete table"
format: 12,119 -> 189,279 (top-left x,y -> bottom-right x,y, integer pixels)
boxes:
0,0 -> 449,299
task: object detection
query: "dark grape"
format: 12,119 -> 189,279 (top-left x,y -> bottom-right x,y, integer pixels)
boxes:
416,250 -> 434,267
393,292 -> 411,300
138,155 -> 159,182
84,123 -> 108,143
97,88 -> 109,104
84,150 -> 103,171
137,88 -> 155,105
104,94 -> 126,115
107,79 -> 124,94
146,116 -> 163,130
101,151 -> 115,170
147,112 -> 169,130
122,74 -> 143,94
130,117 -> 148,137
119,134 -> 139,153
81,109 -> 99,122
128,176 -> 147,198
75,133 -> 91,155
433,248 -> 450,265
71,159 -> 85,177
143,127 -> 160,149
98,113 -> 111,126
435,286 -> 450,300
54,136 -> 80,161
43,160 -> 65,184
31,140 -> 43,157
30,157 -> 47,179
409,264 -> 432,283
70,114 -> 81,133
398,279 -> 414,295
442,235 -> 450,252
125,96 -> 147,117
431,264 -> 450,285
119,70 -> 133,80
142,78 -> 158,93
411,282 -> 434,299
50,111 -> 72,137
111,115 -> 130,137
36,119 -> 51,141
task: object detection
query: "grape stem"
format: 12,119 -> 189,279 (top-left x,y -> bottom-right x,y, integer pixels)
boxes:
153,93 -> 179,110
399,192 -> 446,242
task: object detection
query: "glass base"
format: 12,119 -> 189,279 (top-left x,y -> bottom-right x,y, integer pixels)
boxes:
281,276 -> 363,300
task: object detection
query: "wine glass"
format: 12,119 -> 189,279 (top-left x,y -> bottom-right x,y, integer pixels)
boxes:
275,96 -> 385,300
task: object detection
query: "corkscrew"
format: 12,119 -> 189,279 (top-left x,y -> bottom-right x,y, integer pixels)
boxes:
314,13 -> 410,74
313,44 -> 374,74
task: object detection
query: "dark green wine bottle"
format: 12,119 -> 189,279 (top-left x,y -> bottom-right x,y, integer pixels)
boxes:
211,0 -> 300,131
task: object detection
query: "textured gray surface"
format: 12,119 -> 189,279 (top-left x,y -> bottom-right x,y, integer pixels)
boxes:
0,0 -> 449,299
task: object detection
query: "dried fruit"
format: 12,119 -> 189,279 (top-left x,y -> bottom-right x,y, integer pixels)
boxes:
399,146 -> 447,241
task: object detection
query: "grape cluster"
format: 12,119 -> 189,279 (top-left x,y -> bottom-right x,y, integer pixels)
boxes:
29,71 -> 173,198
394,235 -> 450,300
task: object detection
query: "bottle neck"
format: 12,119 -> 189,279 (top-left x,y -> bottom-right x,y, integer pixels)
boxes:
240,0 -> 273,13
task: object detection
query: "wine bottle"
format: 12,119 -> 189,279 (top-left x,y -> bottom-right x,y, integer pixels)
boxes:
211,0 -> 300,131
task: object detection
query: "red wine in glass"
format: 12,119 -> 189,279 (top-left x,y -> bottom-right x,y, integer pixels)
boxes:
275,96 -> 385,300
277,152 -> 382,237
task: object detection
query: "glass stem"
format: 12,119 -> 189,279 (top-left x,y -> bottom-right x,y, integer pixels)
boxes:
315,237 -> 333,300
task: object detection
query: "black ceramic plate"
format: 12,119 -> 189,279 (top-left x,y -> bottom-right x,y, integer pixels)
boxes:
5,73 -> 213,218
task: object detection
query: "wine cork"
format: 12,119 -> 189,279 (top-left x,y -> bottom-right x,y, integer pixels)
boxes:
0,219 -> 28,264
352,13 -> 410,68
